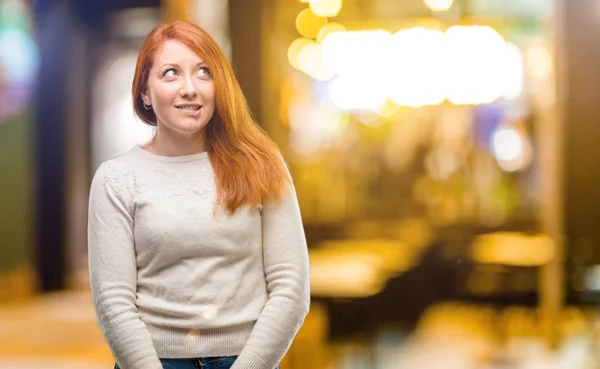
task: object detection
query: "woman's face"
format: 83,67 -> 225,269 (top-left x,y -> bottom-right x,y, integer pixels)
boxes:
142,39 -> 216,139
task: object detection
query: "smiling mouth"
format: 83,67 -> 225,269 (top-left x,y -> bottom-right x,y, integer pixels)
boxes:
175,104 -> 201,111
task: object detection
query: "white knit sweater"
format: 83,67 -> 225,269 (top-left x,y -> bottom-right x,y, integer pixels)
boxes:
87,145 -> 310,369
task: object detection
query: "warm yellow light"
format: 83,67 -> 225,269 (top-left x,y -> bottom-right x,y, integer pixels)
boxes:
309,252 -> 386,297
502,43 -> 524,100
297,42 -> 336,80
304,25 -> 523,110
310,0 -> 342,17
296,8 -> 327,39
471,232 -> 555,267
526,44 -> 553,80
444,25 -> 511,105
353,112 -> 381,126
321,29 -> 391,74
287,38 -> 314,71
328,76 -> 388,111
288,99 -> 348,156
375,100 -> 400,117
298,43 -> 320,72
423,0 -> 454,11
321,30 -> 391,110
308,239 -> 418,297
388,27 -> 446,107
316,22 -> 346,44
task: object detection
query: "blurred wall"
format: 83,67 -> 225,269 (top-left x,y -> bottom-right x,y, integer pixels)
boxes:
0,111 -> 34,275
562,0 -> 600,265
228,0 -> 263,124
28,0 -> 161,293
0,0 -> 38,298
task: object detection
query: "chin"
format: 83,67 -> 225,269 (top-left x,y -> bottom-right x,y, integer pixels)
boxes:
158,115 -> 211,137
174,124 -> 208,136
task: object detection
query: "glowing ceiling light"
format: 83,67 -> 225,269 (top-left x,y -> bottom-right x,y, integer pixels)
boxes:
388,27 -> 446,107
423,0 -> 454,11
321,30 -> 391,110
310,0 -> 342,17
444,25 -> 509,105
502,43 -> 524,100
321,29 -> 391,74
316,22 -> 346,44
300,25 -> 524,108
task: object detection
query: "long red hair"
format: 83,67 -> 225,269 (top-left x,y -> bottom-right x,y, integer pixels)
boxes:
132,21 -> 288,213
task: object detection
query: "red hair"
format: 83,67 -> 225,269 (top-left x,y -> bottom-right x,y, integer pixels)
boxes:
132,21 -> 288,213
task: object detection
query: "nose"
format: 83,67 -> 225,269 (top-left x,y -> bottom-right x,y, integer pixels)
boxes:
180,76 -> 198,98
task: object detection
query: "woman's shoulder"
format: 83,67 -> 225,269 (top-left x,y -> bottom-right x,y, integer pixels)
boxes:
93,147 -> 143,184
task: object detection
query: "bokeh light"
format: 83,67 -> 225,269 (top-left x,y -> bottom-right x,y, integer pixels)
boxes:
309,0 -> 342,18
0,0 -> 39,121
388,27 -> 446,107
423,0 -> 454,12
0,28 -> 38,85
444,25 -> 513,105
296,8 -> 327,39
288,37 -> 315,71
308,25 -> 524,110
316,22 -> 345,44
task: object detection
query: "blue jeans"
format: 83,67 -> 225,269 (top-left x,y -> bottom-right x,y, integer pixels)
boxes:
115,356 -> 238,369
115,356 -> 279,369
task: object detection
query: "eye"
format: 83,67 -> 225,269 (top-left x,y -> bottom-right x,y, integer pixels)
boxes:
163,68 -> 177,77
197,67 -> 210,76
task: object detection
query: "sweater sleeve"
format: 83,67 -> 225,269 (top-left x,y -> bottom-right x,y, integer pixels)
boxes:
231,169 -> 311,369
87,162 -> 163,369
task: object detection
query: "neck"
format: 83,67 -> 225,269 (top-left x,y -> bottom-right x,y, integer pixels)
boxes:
147,128 -> 207,157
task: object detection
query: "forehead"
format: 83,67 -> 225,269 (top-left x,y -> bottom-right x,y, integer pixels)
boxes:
153,39 -> 205,66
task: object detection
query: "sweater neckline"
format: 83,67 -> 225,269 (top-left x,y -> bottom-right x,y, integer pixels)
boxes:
132,145 -> 210,163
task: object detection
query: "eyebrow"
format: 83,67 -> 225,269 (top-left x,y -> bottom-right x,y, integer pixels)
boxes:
158,62 -> 207,69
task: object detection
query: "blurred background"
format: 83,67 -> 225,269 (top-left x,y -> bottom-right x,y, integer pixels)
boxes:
1,0 -> 600,367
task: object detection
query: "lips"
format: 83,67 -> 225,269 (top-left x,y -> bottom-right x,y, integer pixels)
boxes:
175,104 -> 201,111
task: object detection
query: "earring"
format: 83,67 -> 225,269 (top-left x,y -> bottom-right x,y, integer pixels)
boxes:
143,103 -> 152,110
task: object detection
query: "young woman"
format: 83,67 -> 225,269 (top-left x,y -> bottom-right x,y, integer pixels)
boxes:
87,21 -> 310,369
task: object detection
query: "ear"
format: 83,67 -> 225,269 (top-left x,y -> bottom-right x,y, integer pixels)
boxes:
141,88 -> 151,106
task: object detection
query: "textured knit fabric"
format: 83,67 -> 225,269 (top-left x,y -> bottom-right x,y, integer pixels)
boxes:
88,145 -> 310,369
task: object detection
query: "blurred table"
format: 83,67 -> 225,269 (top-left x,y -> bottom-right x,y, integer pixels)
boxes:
0,291 -> 113,368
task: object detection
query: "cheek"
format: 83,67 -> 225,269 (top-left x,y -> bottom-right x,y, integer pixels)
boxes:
200,83 -> 215,102
150,84 -> 178,105
204,90 -> 216,113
